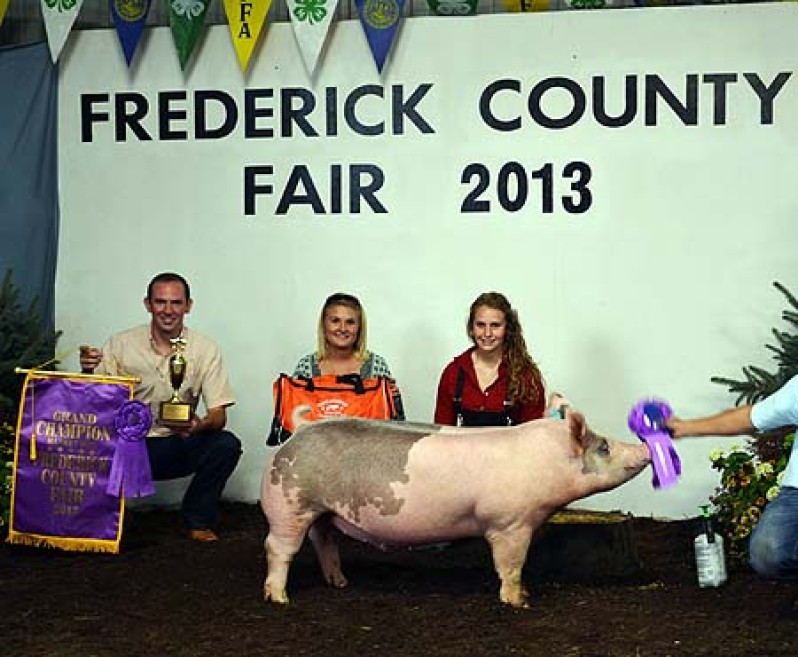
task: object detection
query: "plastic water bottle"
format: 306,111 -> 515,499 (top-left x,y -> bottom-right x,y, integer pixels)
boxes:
694,505 -> 727,587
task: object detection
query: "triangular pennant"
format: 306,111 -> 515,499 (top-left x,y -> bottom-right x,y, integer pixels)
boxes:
354,0 -> 405,74
40,0 -> 85,63
109,0 -> 153,67
425,0 -> 477,15
167,0 -> 212,70
501,0 -> 549,10
222,0 -> 272,73
286,0 -> 340,76
0,0 -> 10,30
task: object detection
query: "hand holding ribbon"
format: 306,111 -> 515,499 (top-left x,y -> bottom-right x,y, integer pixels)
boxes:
628,398 -> 682,489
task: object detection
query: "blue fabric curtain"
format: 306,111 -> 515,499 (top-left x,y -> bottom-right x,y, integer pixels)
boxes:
0,42 -> 58,326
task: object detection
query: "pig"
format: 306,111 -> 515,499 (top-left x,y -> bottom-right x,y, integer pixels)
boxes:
260,402 -> 651,608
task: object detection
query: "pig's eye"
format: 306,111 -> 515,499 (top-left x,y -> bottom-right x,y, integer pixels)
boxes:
597,439 -> 610,456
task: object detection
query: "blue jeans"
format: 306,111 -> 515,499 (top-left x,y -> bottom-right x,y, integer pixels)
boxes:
748,486 -> 798,580
146,430 -> 242,530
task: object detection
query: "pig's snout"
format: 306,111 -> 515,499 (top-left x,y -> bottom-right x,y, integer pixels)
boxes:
630,442 -> 653,470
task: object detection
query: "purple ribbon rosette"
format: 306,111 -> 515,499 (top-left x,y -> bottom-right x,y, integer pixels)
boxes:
107,400 -> 155,498
627,398 -> 682,489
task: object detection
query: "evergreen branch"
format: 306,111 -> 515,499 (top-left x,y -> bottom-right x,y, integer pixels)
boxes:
712,281 -> 798,407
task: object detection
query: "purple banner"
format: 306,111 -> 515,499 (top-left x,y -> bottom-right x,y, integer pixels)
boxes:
354,0 -> 406,73
109,0 -> 153,67
9,375 -> 134,553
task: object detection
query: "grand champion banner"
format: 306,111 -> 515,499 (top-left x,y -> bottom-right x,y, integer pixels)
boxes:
8,371 -> 148,553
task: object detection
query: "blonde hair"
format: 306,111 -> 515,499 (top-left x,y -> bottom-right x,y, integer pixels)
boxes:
316,293 -> 368,361
467,292 -> 544,407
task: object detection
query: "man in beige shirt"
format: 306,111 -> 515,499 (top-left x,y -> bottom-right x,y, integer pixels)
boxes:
80,272 -> 241,542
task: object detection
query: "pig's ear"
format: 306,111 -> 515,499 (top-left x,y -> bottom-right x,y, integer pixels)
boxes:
566,409 -> 588,447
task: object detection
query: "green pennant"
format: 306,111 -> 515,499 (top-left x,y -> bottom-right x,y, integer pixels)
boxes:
426,0 -> 477,15
167,0 -> 212,70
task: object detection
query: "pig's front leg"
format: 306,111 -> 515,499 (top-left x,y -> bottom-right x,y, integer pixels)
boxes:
486,526 -> 534,608
309,516 -> 348,589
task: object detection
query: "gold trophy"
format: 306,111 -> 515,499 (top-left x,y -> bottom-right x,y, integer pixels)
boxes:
160,337 -> 193,430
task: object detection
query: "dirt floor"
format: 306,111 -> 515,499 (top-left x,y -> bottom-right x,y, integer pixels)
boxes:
1,502 -> 796,657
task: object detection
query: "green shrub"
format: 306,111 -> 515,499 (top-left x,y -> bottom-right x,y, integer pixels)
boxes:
0,420 -> 14,532
0,269 -> 60,536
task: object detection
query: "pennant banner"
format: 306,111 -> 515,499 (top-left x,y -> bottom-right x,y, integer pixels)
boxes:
286,0 -> 339,76
40,0 -> 85,63
168,0 -> 212,70
501,0 -> 550,10
109,0 -> 153,66
0,0 -> 10,30
426,0 -> 477,15
223,0 -> 272,73
354,0 -> 406,73
7,372 -> 144,554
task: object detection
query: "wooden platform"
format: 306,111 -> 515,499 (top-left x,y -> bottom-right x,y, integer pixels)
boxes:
529,510 -> 643,578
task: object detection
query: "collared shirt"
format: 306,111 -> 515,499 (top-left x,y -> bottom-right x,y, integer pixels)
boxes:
751,373 -> 798,488
97,324 -> 235,437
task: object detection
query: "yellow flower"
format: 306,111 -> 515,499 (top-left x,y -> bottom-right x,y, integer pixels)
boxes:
755,462 -> 774,477
766,485 -> 780,501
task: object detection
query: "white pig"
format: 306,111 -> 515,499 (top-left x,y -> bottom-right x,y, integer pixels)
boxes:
261,404 -> 651,608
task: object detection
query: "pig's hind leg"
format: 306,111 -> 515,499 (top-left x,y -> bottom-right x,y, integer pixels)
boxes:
309,514 -> 349,589
485,526 -> 534,608
263,510 -> 317,604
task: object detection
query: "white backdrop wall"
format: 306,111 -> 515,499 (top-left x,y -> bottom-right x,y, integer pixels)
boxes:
55,4 -> 798,518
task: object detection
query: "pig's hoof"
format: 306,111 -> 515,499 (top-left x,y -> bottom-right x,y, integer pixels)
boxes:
263,585 -> 289,605
501,597 -> 530,609
326,573 -> 349,589
499,588 -> 530,608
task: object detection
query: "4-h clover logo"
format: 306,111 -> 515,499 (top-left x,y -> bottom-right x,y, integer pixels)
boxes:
45,0 -> 79,10
171,0 -> 205,18
568,0 -> 609,7
293,0 -> 329,25
433,0 -> 473,14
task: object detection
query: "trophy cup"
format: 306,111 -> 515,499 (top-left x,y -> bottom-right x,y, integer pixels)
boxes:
159,337 -> 193,430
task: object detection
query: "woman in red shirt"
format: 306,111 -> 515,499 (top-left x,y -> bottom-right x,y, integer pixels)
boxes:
434,292 -> 545,427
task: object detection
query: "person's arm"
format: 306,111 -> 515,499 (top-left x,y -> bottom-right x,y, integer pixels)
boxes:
434,364 -> 456,425
192,339 -> 235,435
667,405 -> 755,439
190,405 -> 227,434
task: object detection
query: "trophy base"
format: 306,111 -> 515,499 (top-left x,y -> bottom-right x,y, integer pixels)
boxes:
160,401 -> 193,431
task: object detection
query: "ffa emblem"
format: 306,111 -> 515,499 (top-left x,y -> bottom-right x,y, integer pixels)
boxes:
114,0 -> 149,22
364,0 -> 399,30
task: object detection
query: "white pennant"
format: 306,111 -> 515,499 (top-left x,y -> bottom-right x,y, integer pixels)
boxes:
285,0 -> 340,77
40,0 -> 85,63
